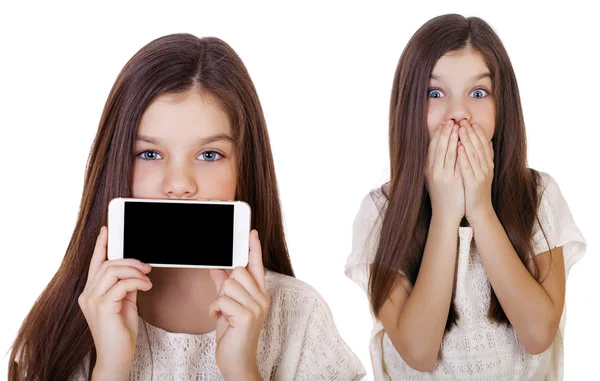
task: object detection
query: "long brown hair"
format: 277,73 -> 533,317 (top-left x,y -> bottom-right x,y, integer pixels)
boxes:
369,14 -> 547,330
9,33 -> 294,380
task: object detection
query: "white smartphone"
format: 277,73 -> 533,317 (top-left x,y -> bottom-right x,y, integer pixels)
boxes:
107,198 -> 251,268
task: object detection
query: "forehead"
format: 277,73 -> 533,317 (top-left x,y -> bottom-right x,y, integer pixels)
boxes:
430,47 -> 490,83
137,90 -> 232,138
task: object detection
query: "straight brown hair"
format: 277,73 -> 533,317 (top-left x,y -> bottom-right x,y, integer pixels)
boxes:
369,14 -> 548,330
9,34 -> 294,380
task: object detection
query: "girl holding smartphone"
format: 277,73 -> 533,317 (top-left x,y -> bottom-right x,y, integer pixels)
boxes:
10,34 -> 364,381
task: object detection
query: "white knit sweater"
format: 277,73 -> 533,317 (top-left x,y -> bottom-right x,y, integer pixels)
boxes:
345,172 -> 586,381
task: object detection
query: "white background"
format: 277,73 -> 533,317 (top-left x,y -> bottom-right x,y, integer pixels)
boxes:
1,1 -> 598,380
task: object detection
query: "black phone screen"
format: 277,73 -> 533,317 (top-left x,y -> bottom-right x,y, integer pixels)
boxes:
123,201 -> 234,266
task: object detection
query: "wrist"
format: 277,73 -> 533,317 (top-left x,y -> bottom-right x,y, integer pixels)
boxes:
92,358 -> 132,381
466,205 -> 496,228
91,365 -> 130,381
431,212 -> 462,228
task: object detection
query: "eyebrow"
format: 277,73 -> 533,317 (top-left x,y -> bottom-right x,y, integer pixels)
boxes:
430,72 -> 491,81
136,133 -> 234,145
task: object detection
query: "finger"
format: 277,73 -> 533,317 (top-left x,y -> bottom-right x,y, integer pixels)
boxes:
122,290 -> 140,323
102,278 -> 153,309
433,120 -> 454,171
230,267 -> 269,310
461,120 -> 485,161
210,269 -> 229,295
93,265 -> 151,297
426,124 -> 444,170
458,145 -> 475,180
88,227 -> 108,282
247,230 -> 267,295
455,150 -> 463,178
220,278 -> 262,315
98,258 -> 151,275
458,125 -> 483,176
208,296 -> 251,327
444,124 -> 459,170
458,121 -> 479,162
93,258 -> 151,288
471,123 -> 493,167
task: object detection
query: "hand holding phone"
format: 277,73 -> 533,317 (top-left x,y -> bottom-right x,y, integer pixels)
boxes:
209,230 -> 270,380
78,227 -> 153,380
107,198 -> 251,268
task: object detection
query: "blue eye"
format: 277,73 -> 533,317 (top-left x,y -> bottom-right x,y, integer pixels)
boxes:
470,88 -> 489,99
428,89 -> 445,98
137,150 -> 163,160
199,151 -> 223,161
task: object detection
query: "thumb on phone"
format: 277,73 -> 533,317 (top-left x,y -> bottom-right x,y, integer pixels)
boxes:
246,230 -> 266,294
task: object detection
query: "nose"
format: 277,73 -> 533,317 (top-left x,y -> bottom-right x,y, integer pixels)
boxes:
162,162 -> 198,199
446,97 -> 471,124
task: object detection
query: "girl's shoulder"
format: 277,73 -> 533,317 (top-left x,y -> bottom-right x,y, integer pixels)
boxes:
344,185 -> 390,293
264,271 -> 330,313
262,271 -> 366,379
532,170 -> 570,218
354,183 -> 389,227
263,271 -> 342,332
530,169 -> 586,274
535,170 -> 558,194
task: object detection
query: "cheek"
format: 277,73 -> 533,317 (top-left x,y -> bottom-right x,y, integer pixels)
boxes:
482,125 -> 495,141
473,101 -> 496,140
426,101 -> 446,139
131,162 -> 163,198
196,161 -> 237,200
